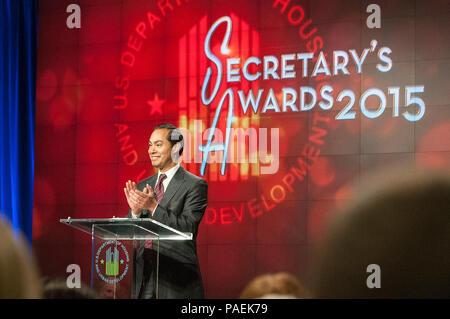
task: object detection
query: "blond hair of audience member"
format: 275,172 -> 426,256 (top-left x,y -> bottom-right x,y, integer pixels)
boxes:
0,220 -> 41,298
239,272 -> 311,299
312,167 -> 450,298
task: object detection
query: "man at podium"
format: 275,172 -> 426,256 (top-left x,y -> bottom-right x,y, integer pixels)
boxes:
124,123 -> 208,299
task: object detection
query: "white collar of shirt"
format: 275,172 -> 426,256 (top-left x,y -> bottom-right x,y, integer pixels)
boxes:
157,163 -> 180,190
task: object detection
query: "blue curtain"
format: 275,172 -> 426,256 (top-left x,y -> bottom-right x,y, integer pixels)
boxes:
0,0 -> 37,245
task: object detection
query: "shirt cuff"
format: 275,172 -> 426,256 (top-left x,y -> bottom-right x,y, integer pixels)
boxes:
151,204 -> 158,216
131,204 -> 158,219
131,211 -> 141,219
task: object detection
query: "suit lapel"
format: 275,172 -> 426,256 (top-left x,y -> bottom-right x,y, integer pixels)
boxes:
159,165 -> 185,208
150,175 -> 157,189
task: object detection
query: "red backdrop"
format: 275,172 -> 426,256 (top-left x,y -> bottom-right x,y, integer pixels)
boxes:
34,0 -> 450,298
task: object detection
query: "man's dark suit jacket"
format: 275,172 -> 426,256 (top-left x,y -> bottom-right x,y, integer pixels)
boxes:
126,165 -> 207,299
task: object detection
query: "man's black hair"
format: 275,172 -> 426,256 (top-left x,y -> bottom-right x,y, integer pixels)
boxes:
154,123 -> 184,156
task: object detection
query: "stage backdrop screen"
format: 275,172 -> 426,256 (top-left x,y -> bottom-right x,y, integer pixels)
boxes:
34,0 -> 450,298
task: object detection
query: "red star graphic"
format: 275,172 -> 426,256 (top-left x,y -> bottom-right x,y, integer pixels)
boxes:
146,93 -> 165,116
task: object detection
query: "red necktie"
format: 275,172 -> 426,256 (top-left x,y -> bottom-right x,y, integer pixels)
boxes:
145,174 -> 167,248
153,173 -> 167,205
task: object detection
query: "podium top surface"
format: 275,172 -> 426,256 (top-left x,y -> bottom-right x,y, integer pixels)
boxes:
60,217 -> 192,241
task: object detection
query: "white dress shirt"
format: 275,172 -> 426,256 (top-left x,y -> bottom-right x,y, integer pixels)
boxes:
132,163 -> 181,218
157,162 -> 181,195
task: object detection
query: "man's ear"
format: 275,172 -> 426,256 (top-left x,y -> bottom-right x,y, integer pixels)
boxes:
171,142 -> 181,161
172,142 -> 181,153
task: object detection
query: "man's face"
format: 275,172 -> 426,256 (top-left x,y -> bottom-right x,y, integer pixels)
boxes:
148,128 -> 175,171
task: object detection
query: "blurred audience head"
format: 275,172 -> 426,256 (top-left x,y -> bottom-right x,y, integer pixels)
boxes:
0,220 -> 41,298
312,167 -> 450,298
239,272 -> 311,299
98,282 -> 125,299
42,277 -> 98,299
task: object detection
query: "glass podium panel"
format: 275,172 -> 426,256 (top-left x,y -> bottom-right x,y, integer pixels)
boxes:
60,218 -> 192,299
60,218 -> 193,240
92,235 -> 136,299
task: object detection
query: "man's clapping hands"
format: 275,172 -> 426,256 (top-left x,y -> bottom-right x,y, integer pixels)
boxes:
124,180 -> 157,216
